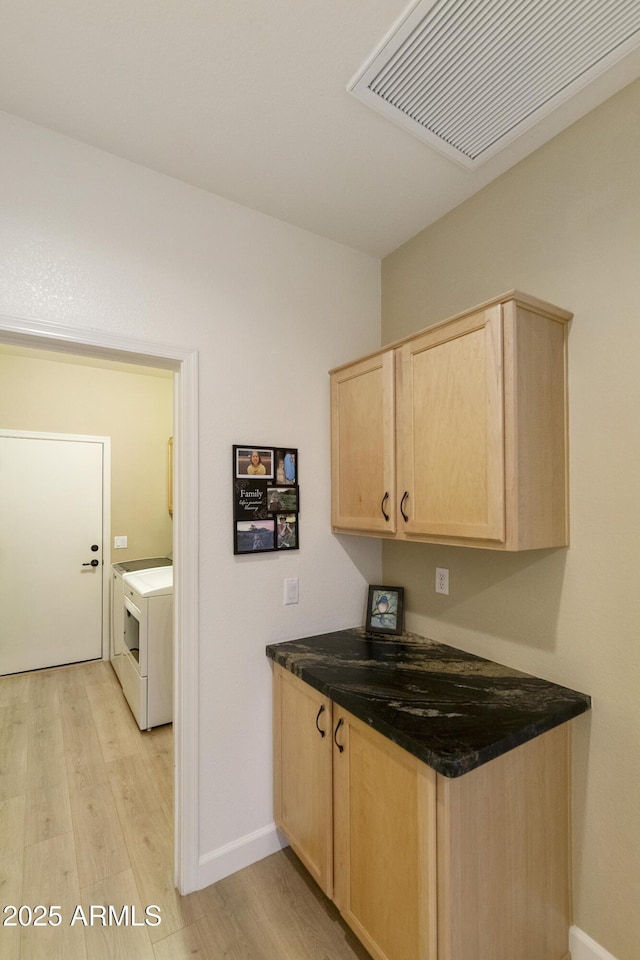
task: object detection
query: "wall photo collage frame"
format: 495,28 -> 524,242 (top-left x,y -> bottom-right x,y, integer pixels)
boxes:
233,445 -> 299,555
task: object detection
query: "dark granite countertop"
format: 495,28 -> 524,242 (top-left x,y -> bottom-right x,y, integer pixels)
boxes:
266,628 -> 591,778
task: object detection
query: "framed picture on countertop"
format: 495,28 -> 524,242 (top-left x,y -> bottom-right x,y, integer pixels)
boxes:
365,585 -> 404,636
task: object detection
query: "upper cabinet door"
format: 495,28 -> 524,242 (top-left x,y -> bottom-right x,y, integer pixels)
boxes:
397,305 -> 506,542
331,351 -> 396,533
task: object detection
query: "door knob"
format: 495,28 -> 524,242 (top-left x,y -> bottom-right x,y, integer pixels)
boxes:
82,559 -> 99,567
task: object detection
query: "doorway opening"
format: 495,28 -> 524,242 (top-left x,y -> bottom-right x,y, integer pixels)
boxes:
0,313 -> 199,894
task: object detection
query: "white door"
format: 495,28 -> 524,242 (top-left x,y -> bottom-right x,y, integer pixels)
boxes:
0,433 -> 105,675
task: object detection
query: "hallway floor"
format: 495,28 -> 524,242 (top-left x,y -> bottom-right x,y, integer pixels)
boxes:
0,659 -> 368,959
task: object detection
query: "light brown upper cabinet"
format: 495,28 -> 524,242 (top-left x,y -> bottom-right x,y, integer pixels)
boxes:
330,292 -> 572,551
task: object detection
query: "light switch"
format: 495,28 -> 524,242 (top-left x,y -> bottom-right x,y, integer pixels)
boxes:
114,536 -> 128,549
284,577 -> 299,605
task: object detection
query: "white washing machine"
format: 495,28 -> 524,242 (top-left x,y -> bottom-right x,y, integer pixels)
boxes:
110,556 -> 171,684
121,566 -> 173,730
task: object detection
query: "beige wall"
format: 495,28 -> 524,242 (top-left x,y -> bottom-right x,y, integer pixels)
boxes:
0,348 -> 173,561
381,80 -> 640,960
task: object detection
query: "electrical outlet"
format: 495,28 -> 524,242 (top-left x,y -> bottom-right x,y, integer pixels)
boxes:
435,567 -> 449,595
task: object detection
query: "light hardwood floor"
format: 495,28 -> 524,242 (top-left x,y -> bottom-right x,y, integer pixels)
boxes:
0,659 -> 370,960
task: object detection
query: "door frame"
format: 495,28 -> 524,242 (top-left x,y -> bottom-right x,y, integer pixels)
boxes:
0,312 -> 199,895
0,428 -> 112,663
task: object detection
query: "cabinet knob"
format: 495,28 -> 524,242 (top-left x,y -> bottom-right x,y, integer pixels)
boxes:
334,717 -> 344,753
400,491 -> 409,522
315,704 -> 326,737
380,491 -> 390,522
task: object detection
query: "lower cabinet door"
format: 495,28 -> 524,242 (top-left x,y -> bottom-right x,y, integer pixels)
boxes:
332,707 -> 438,960
273,665 -> 333,897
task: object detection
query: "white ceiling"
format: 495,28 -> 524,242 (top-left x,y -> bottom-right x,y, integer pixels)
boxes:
2,0 -> 640,258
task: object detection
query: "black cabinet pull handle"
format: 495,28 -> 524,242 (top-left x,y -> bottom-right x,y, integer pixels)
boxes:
381,491 -> 390,522
400,491 -> 409,521
334,717 -> 344,753
315,704 -> 326,737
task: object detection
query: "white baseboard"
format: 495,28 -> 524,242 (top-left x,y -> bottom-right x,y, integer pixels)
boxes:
197,823 -> 288,890
570,927 -> 619,960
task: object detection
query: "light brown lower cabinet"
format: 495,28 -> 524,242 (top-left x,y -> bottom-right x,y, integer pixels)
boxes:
273,661 -> 334,897
273,664 -> 571,960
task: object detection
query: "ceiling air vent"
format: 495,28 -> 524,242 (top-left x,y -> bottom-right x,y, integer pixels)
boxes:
348,0 -> 640,168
